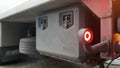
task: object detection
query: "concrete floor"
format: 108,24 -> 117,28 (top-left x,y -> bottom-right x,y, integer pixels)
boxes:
2,52 -> 120,68
0,55 -> 89,68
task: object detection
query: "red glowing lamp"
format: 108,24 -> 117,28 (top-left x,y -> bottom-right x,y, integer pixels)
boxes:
78,28 -> 93,44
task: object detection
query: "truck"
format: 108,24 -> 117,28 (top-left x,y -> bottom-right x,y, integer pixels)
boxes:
0,0 -> 120,68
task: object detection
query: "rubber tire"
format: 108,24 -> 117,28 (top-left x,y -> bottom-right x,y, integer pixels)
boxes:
19,37 -> 36,55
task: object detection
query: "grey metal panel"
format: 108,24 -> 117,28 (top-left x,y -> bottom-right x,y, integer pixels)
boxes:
36,5 -> 85,62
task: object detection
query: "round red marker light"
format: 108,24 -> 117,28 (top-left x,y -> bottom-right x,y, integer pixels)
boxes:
84,29 -> 93,43
78,28 -> 94,44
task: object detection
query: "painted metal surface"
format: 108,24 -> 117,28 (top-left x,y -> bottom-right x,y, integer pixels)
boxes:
82,0 -> 114,58
82,0 -> 113,41
82,0 -> 112,18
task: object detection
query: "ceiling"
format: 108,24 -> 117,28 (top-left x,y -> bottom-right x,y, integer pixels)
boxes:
0,0 -> 82,23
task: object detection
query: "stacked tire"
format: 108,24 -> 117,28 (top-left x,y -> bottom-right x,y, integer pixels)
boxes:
19,37 -> 36,55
